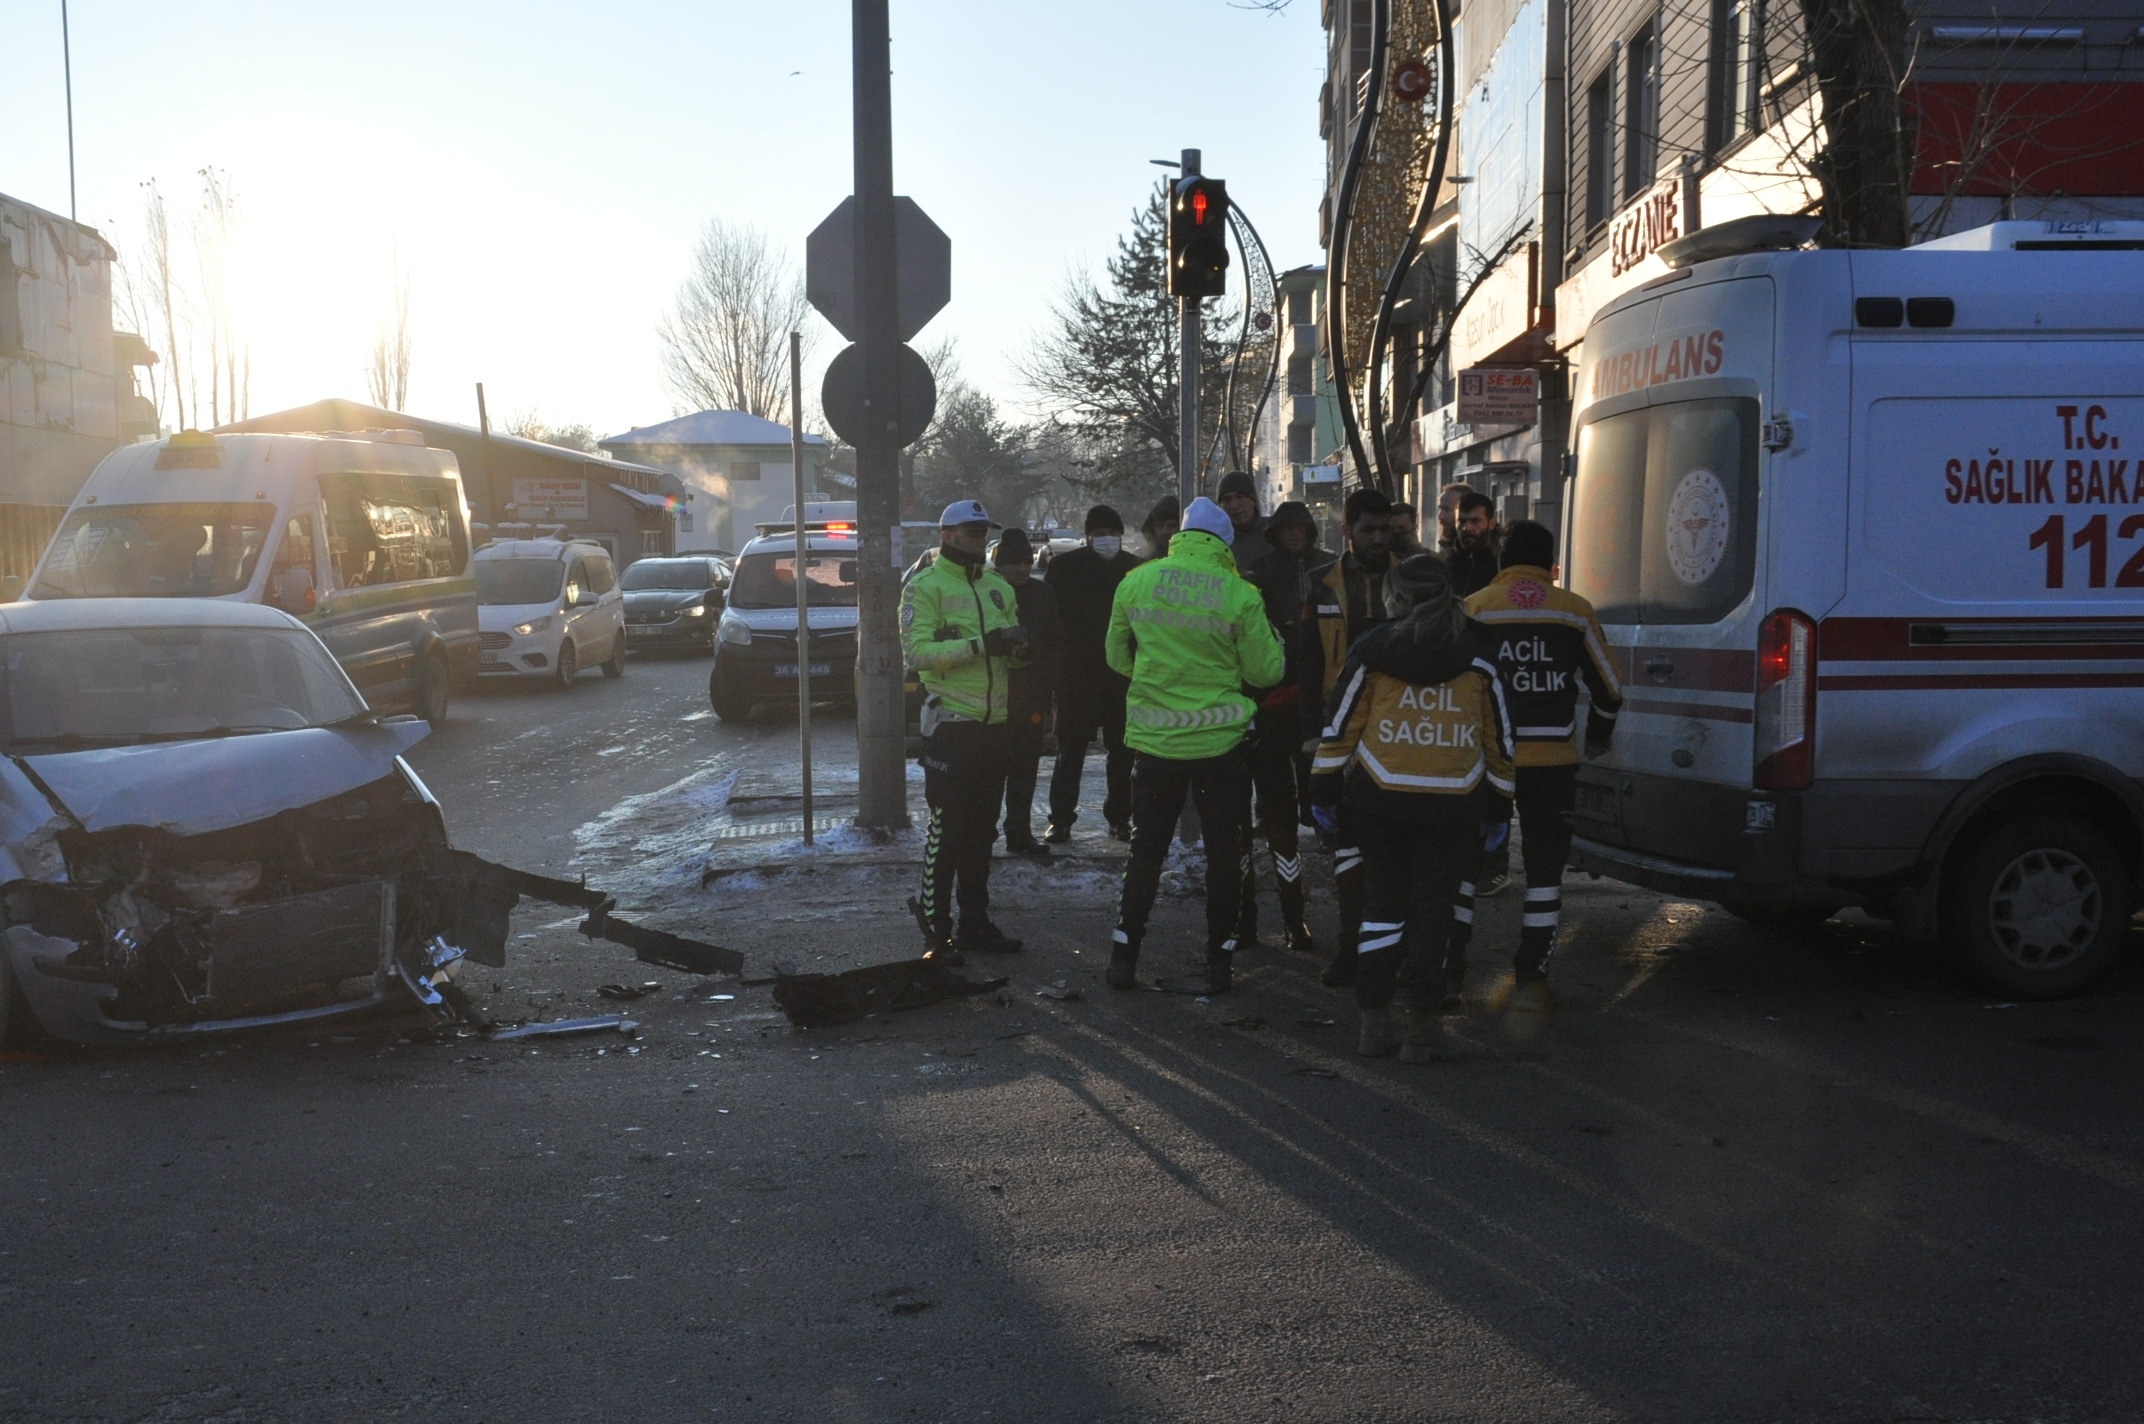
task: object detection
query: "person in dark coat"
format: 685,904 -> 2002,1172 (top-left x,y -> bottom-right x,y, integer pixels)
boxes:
1215,470 -> 1270,573
1139,496 -> 1180,559
1044,505 -> 1143,842
993,528 -> 1062,856
1236,501 -> 1333,952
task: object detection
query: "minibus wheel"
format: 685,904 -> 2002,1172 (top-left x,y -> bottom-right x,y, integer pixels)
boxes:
1943,813 -> 2133,998
415,649 -> 451,727
553,641 -> 579,689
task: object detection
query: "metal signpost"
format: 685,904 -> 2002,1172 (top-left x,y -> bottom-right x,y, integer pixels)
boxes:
808,0 -> 951,834
789,330 -> 814,845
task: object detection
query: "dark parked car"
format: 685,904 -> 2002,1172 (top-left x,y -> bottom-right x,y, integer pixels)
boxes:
621,555 -> 730,655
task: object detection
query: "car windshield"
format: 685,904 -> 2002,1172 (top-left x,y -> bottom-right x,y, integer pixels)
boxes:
30,502 -> 276,599
729,550 -> 859,608
0,625 -> 368,749
476,559 -> 565,606
621,561 -> 712,591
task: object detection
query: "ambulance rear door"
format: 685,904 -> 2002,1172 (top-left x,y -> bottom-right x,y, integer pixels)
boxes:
1565,274 -> 1774,869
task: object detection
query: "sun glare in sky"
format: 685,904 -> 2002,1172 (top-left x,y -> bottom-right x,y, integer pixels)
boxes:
5,0 -> 1327,438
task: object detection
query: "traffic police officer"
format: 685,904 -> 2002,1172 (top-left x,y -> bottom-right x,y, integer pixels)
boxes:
901,499 -> 1027,959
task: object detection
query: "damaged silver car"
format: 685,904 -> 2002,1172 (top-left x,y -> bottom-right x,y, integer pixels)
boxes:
0,598 -> 734,1048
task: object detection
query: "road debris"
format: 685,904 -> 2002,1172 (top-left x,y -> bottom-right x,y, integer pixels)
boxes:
1220,1015 -> 1267,1029
485,1016 -> 639,1042
1034,981 -> 1082,1001
596,982 -> 663,1001
771,957 -> 1008,1029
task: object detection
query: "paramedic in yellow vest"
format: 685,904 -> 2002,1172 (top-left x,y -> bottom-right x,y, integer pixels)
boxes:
1454,519 -> 1623,1011
1313,553 -> 1514,1060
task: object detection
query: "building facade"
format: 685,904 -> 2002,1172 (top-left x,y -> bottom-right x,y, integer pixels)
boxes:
1319,0 -> 2144,536
599,411 -> 829,555
0,192 -> 157,587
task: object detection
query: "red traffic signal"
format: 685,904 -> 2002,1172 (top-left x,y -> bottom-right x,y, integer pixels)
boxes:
1169,175 -> 1230,299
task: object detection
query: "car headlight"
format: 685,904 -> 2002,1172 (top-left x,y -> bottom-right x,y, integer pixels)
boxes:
678,604 -> 708,618
718,615 -> 752,646
513,616 -> 553,636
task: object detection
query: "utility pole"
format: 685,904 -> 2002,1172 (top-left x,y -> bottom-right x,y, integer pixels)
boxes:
1177,147 -> 1201,511
789,330 -> 815,846
849,0 -> 909,831
61,0 -> 76,221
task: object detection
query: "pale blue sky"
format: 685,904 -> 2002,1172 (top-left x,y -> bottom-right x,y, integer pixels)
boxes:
5,0 -> 1327,437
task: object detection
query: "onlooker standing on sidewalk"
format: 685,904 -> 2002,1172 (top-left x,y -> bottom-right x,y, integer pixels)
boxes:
1452,519 -> 1622,1012
1298,486 -> 1395,988
992,528 -> 1061,857
899,500 -> 1027,960
1140,496 -> 1181,558
1435,482 -> 1470,551
1312,553 -> 1513,1061
1106,498 -> 1286,994
1387,501 -> 1424,556
1214,470 -> 1269,572
1237,501 -> 1330,954
1447,490 -> 1503,598
1044,506 -> 1142,844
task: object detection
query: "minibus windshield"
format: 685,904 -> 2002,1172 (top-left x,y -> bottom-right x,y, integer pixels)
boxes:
30,503 -> 276,600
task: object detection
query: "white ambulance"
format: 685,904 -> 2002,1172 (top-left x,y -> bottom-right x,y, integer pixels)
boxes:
1561,216 -> 2144,997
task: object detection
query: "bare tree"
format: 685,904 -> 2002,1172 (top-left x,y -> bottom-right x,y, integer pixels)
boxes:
1795,0 -> 1916,247
193,168 -> 249,424
658,220 -> 812,418
366,247 -> 413,412
130,181 -> 186,430
501,409 -> 601,453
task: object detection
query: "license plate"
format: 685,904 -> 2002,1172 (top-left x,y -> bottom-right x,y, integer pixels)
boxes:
480,650 -> 502,663
774,663 -> 833,678
1573,780 -> 1620,825
627,625 -> 658,636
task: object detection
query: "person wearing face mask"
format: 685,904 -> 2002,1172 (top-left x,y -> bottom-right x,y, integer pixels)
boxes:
1043,505 -> 1143,843
1297,485 -> 1395,988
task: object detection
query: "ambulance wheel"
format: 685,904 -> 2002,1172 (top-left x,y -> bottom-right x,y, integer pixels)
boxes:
1943,813 -> 2133,998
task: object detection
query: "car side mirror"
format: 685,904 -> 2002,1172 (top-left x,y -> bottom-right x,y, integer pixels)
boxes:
276,566 -> 317,611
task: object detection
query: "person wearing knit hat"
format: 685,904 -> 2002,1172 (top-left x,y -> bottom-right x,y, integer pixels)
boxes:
1043,504 -> 1143,843
1311,551 -> 1514,1060
1232,499 -> 1336,955
1139,496 -> 1180,558
1214,470 -> 1269,574
1102,496 -> 1286,994
990,528 -> 1063,857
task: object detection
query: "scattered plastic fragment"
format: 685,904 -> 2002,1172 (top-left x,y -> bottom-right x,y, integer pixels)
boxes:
1035,981 -> 1082,1001
485,1016 -> 639,1042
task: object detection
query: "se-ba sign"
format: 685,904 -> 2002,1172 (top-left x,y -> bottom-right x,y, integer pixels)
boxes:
1457,366 -> 1540,426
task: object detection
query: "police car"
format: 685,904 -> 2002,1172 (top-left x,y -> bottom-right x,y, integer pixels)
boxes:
1562,216 -> 2144,997
708,504 -> 858,721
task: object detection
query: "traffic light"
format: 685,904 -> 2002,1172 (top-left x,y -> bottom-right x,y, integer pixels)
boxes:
1168,175 -> 1230,298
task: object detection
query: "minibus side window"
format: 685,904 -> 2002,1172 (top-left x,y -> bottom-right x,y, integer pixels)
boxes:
321,474 -> 467,588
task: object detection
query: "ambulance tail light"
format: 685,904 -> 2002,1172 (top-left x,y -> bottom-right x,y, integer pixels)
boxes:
1754,609 -> 1817,791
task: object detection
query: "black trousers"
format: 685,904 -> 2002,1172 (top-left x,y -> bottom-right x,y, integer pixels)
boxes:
1237,732 -> 1307,928
1353,814 -> 1473,1011
919,721 -> 1009,936
1114,747 -> 1251,954
1048,696 -> 1133,832
1448,764 -> 1578,984
1001,709 -> 1047,844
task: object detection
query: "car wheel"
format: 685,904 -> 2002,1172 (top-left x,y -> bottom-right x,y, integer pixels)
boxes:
415,649 -> 451,727
1943,812 -> 2133,998
709,665 -> 754,722
602,634 -> 626,679
554,640 -> 579,689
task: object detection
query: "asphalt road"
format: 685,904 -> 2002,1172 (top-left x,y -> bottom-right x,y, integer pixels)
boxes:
3,652 -> 2142,1423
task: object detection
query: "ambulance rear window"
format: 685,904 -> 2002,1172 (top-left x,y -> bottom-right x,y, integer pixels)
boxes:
1570,397 -> 1759,625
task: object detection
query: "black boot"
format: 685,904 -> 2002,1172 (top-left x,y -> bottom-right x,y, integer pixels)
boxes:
1319,925 -> 1357,988
1107,941 -> 1139,989
1204,945 -> 1235,994
907,895 -> 963,965
958,920 -> 1024,955
1277,870 -> 1315,954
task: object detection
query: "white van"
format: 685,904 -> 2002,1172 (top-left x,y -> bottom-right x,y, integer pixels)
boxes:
27,429 -> 478,724
473,537 -> 625,685
1561,217 -> 2144,997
